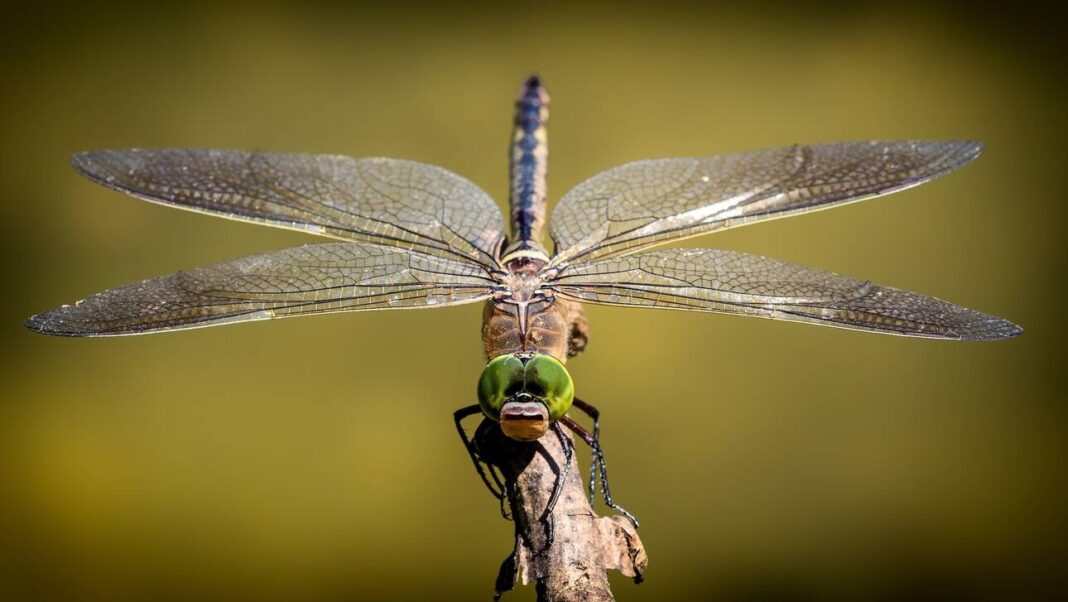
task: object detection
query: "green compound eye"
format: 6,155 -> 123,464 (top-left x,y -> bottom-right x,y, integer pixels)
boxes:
524,354 -> 574,422
477,354 -> 525,420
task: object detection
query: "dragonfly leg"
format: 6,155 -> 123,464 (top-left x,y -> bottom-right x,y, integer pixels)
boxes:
458,407 -> 576,553
561,408 -> 640,528
571,397 -> 601,501
453,404 -> 510,516
538,422 -> 573,552
493,542 -> 519,601
544,422 -> 573,520
560,415 -> 597,501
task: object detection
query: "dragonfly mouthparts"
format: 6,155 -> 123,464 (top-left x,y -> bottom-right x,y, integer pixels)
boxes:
499,398 -> 550,441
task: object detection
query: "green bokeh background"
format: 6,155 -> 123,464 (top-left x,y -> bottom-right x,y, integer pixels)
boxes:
2,2 -> 1064,600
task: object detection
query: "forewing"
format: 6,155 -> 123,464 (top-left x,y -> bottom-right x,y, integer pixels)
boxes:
549,141 -> 981,265
72,149 -> 506,266
549,248 -> 1021,340
27,243 -> 495,336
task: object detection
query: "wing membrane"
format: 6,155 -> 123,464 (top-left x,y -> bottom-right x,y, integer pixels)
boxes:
549,248 -> 1021,340
549,141 -> 981,265
26,243 -> 495,336
72,149 -> 506,266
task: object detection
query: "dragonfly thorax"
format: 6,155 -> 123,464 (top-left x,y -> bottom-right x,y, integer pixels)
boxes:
483,252 -> 574,362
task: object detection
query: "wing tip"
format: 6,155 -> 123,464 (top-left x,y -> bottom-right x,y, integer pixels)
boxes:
24,312 -> 48,334
951,139 -> 984,165
71,148 -> 150,183
903,139 -> 983,170
70,149 -> 112,183
26,303 -> 126,338
965,317 -> 1023,341
25,309 -> 91,337
70,148 -> 102,167
26,308 -> 160,338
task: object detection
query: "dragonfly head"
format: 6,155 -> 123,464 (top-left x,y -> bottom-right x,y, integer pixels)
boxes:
477,353 -> 574,441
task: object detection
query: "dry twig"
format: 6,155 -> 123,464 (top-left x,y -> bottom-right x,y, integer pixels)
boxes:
474,420 -> 647,601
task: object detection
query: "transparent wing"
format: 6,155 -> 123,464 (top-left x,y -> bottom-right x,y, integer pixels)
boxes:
549,248 -> 1021,340
26,243 -> 495,337
72,149 -> 506,267
549,141 -> 981,265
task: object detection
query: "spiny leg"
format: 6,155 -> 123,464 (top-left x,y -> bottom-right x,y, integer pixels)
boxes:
561,411 -> 640,528
572,397 -> 601,502
493,556 -> 516,602
493,534 -> 520,601
475,418 -> 516,521
591,431 -> 638,528
453,405 -> 509,517
559,415 -> 603,502
537,422 -> 573,552
545,422 -> 573,520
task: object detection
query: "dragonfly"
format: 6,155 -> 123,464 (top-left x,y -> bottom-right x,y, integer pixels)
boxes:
26,75 -> 1021,537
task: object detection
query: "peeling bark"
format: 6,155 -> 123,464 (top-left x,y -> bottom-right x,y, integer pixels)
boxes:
474,419 -> 647,601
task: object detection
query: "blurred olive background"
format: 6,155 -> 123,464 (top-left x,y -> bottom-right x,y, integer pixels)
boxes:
2,1 -> 1064,600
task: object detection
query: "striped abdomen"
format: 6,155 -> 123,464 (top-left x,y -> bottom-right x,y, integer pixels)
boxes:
506,75 -> 550,254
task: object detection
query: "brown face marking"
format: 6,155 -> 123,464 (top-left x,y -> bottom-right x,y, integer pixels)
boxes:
499,400 -> 549,441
